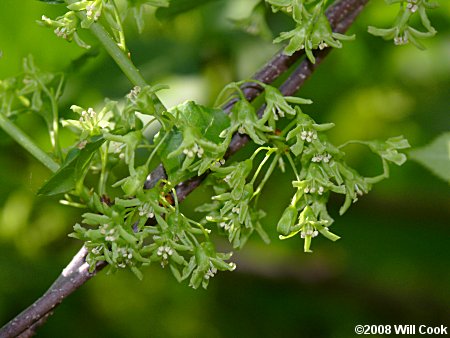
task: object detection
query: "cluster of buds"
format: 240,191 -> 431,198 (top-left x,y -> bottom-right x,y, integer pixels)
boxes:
311,153 -> 332,163
183,143 -> 204,158
394,34 -> 409,45
66,104 -> 111,134
318,41 -> 328,50
111,142 -> 125,160
79,107 -> 96,124
117,247 -> 134,268
157,245 -> 174,267
211,158 -> 226,169
300,228 -> 319,239
100,224 -> 117,242
219,221 -> 232,231
119,247 -> 133,260
91,245 -> 103,255
138,203 -> 154,219
126,86 -> 141,102
406,0 -> 419,13
271,106 -> 285,120
237,126 -> 247,135
98,223 -> 118,242
204,264 -> 218,280
304,185 -> 325,195
41,12 -> 78,42
54,26 -> 70,39
85,3 -> 102,21
105,230 -> 117,242
300,130 -> 318,143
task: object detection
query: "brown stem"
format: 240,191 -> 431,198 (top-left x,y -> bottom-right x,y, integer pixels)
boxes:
0,0 -> 369,336
0,247 -> 106,338
178,0 -> 369,199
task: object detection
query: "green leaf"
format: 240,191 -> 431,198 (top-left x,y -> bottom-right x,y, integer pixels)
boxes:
276,205 -> 298,236
38,136 -> 105,195
155,128 -> 190,184
409,132 -> 450,183
155,0 -> 219,20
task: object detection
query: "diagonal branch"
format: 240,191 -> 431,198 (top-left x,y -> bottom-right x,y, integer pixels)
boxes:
0,0 -> 368,336
0,246 -> 107,338
177,0 -> 369,199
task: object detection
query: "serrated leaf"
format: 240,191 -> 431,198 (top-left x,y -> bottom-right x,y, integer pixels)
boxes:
38,136 -> 105,195
409,132 -> 450,183
155,0 -> 219,20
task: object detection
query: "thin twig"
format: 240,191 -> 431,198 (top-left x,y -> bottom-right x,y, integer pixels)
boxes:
0,247 -> 106,338
0,1 -> 368,336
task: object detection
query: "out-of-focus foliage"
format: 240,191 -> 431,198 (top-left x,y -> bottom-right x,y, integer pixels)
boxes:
409,132 -> 450,183
0,0 -> 449,337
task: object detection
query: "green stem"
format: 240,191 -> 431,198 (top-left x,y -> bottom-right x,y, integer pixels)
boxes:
45,85 -> 62,160
0,114 -> 59,172
250,146 -> 274,161
285,152 -> 300,181
145,129 -> 170,167
365,159 -> 389,184
280,119 -> 298,137
110,0 -> 127,51
98,141 -> 109,195
252,153 -> 280,205
338,140 -> 368,149
64,0 -> 167,113
250,148 -> 276,185
88,22 -> 146,87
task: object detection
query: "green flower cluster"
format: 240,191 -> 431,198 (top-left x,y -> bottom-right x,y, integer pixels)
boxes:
0,56 -> 64,160
1,55 -> 410,284
276,111 -> 410,251
269,0 -> 354,63
44,86 -> 238,289
71,184 -> 235,288
198,158 -> 269,249
39,0 -> 170,50
198,83 -> 410,253
368,0 -> 438,49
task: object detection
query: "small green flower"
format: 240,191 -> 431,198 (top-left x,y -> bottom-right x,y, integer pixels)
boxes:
279,206 -> 339,252
259,85 -> 312,129
62,104 -> 113,139
187,242 -> 235,289
67,0 -> 103,27
220,99 -> 273,145
368,136 -> 410,166
40,11 -> 90,48
368,0 -> 437,50
274,5 -> 354,63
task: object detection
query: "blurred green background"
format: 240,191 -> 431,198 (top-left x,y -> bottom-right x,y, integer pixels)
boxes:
0,0 -> 449,337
